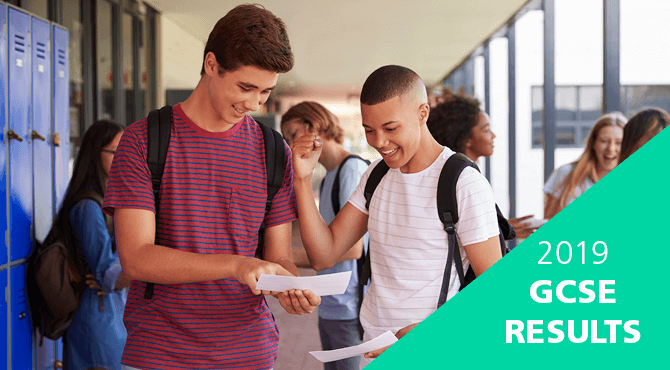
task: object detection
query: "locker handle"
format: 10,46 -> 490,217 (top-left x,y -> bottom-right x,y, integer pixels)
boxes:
32,130 -> 46,142
7,130 -> 24,142
53,132 -> 61,146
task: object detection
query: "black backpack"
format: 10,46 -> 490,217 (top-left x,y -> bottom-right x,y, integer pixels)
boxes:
26,191 -> 113,343
142,105 -> 286,299
360,153 -> 515,308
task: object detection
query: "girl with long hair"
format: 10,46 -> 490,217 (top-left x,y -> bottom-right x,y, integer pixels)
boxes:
53,120 -> 130,370
544,112 -> 627,220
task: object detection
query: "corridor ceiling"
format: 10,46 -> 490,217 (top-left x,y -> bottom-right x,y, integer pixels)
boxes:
147,0 -> 529,96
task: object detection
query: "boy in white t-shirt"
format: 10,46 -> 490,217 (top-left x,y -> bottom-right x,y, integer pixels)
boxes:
291,65 -> 502,366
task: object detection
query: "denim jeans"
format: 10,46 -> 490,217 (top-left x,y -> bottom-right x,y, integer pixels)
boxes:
318,317 -> 364,370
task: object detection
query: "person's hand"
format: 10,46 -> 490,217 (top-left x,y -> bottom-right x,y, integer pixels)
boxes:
364,323 -> 419,359
234,257 -> 293,295
290,133 -> 322,181
86,273 -> 107,296
509,215 -> 538,239
276,289 -> 321,315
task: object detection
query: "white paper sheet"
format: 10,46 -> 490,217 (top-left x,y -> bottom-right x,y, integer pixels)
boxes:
255,271 -> 352,296
309,330 -> 398,363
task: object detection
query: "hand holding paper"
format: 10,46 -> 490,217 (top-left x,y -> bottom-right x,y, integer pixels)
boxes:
256,271 -> 352,296
310,331 -> 398,363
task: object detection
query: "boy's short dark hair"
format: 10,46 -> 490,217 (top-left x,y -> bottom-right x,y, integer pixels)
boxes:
200,4 -> 293,75
427,95 -> 482,153
360,65 -> 422,105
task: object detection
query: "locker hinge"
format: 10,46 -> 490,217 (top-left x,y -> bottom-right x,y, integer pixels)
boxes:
5,286 -> 8,303
5,230 -> 8,249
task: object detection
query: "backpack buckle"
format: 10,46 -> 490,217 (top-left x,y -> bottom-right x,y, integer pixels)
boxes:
443,212 -> 456,235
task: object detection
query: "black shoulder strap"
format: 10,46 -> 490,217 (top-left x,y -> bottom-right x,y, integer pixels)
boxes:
364,161 -> 390,211
144,105 -> 172,299
332,154 -> 370,213
256,122 -> 286,259
437,153 -> 478,308
360,160 -> 390,286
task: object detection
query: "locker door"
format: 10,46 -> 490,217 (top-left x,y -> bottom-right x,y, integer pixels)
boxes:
0,3 -> 8,267
10,265 -> 32,370
31,16 -> 52,244
52,25 -> 69,212
8,7 -> 32,262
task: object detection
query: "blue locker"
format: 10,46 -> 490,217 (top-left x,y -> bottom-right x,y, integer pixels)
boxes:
51,24 -> 70,368
52,25 -> 69,213
8,7 -> 33,262
0,3 -> 8,267
0,268 -> 6,370
32,16 -> 52,244
11,265 -> 32,370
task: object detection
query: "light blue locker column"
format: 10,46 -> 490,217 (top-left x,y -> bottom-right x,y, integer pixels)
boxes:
32,17 -> 52,244
8,7 -> 33,262
51,24 -> 70,370
33,16 -> 56,370
10,265 -> 32,370
52,25 -> 69,212
0,1 -> 8,268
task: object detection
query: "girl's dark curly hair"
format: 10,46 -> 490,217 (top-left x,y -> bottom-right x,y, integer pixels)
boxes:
427,95 -> 482,153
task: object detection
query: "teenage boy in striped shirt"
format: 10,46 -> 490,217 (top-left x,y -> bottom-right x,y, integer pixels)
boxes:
103,5 -> 319,370
291,65 -> 503,368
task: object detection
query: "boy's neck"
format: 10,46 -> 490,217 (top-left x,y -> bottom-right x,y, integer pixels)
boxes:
399,126 -> 444,174
180,77 -> 237,133
319,141 -> 351,172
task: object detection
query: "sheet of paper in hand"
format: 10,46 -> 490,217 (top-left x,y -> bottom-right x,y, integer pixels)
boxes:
255,271 -> 352,296
309,330 -> 398,363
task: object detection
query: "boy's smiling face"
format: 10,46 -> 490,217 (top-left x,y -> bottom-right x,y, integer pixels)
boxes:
361,95 -> 429,173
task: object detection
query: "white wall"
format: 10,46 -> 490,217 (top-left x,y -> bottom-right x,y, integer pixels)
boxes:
160,16 -> 205,100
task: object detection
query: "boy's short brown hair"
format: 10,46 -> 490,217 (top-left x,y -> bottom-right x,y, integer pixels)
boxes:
200,4 -> 293,75
281,101 -> 344,144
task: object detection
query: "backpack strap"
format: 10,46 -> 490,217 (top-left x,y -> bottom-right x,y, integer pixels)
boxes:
257,122 -> 286,259
331,154 -> 371,214
359,160 -> 390,286
144,105 -> 172,299
437,153 -> 478,308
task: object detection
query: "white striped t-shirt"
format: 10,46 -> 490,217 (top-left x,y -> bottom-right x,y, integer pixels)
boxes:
347,147 -> 499,350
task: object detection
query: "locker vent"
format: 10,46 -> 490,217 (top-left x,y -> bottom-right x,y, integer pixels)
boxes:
36,41 -> 46,60
57,48 -> 66,66
14,33 -> 25,53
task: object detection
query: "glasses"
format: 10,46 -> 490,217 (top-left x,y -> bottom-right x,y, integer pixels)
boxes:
102,149 -> 116,155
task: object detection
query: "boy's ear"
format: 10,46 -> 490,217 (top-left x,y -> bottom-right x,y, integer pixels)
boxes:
204,52 -> 220,77
418,103 -> 430,124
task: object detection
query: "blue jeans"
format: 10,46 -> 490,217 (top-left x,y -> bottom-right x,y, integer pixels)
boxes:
318,317 -> 364,370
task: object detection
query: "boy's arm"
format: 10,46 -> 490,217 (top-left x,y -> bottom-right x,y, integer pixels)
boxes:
292,133 -> 368,270
291,221 -> 364,269
263,222 -> 321,314
115,208 -> 291,295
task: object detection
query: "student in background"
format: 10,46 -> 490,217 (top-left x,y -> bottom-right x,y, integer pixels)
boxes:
619,107 -> 669,163
427,95 -> 539,239
281,101 -> 369,370
291,65 -> 502,367
51,120 -> 131,370
543,112 -> 627,219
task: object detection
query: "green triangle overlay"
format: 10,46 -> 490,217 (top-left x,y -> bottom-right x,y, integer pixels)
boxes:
366,128 -> 670,369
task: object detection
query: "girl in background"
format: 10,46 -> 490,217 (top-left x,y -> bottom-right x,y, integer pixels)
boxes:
543,112 -> 627,220
54,120 -> 130,370
619,107 -> 669,163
